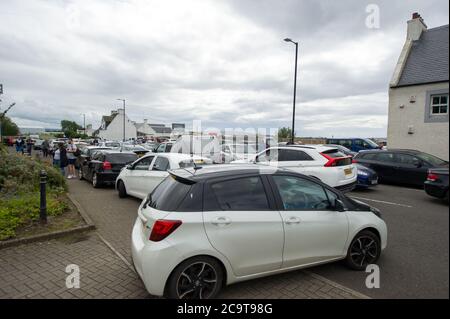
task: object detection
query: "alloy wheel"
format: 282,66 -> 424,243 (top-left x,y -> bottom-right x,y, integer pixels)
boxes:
176,262 -> 218,299
350,235 -> 379,268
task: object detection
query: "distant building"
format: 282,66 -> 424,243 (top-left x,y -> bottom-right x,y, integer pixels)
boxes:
96,109 -> 137,140
135,119 -> 172,139
388,13 -> 449,160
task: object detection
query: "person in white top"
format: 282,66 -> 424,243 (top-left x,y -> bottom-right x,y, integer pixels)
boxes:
66,139 -> 78,179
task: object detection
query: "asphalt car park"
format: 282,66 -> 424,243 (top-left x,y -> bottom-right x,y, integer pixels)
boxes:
68,178 -> 448,299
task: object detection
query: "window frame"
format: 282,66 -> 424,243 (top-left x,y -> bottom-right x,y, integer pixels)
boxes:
152,156 -> 170,171
203,175 -> 276,212
133,156 -> 155,171
267,174 -> 338,212
430,94 -> 449,116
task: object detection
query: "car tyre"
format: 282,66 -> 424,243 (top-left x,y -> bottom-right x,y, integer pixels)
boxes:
345,230 -> 380,271
165,256 -> 224,299
92,173 -> 101,188
117,180 -> 127,198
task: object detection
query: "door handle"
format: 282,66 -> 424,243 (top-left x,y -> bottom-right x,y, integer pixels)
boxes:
285,216 -> 301,225
211,217 -> 232,226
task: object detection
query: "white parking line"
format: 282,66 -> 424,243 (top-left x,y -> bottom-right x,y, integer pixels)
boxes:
350,196 -> 413,208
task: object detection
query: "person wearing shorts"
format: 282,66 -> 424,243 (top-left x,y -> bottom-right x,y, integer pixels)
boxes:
66,140 -> 78,179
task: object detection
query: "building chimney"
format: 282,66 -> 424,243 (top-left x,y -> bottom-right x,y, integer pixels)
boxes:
407,12 -> 427,41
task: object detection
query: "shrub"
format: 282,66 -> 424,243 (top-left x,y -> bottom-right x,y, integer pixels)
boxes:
0,192 -> 69,240
0,151 -> 69,241
0,152 -> 66,195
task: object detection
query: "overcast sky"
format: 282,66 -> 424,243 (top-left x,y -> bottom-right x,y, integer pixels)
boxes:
0,0 -> 448,137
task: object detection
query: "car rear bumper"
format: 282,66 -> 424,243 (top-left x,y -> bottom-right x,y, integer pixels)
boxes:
97,172 -> 120,184
424,182 -> 448,199
356,175 -> 378,188
335,181 -> 357,193
131,218 -> 179,297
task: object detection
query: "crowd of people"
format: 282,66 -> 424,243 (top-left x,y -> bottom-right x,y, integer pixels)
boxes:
14,137 -> 79,179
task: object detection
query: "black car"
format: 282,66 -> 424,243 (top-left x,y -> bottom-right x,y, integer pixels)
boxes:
424,168 -> 449,202
79,150 -> 138,188
76,146 -> 112,168
354,149 -> 449,187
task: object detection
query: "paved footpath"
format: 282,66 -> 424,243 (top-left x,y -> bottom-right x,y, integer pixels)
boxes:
0,179 -> 368,299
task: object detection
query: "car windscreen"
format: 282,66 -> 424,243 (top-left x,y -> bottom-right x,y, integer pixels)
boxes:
147,176 -> 194,211
105,153 -> 137,163
363,138 -> 379,148
105,142 -> 121,148
418,153 -> 448,167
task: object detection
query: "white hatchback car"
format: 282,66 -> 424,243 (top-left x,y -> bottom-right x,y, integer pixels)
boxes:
116,153 -> 211,199
131,164 -> 387,299
233,145 -> 357,192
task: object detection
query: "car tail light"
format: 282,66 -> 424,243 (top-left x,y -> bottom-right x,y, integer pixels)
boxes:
103,161 -> 112,170
427,173 -> 439,182
150,220 -> 182,242
321,153 -> 352,167
352,159 -> 358,164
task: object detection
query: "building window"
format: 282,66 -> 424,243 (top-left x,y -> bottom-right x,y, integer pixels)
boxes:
430,94 -> 448,115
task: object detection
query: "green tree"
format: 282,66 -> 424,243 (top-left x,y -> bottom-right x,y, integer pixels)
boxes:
278,127 -> 293,139
61,120 -> 82,138
0,116 -> 20,136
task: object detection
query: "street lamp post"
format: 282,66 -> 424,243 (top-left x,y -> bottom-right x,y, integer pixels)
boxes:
117,99 -> 126,142
0,102 -> 16,144
284,38 -> 298,144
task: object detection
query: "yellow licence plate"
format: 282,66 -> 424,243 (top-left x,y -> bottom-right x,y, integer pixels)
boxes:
344,168 -> 353,175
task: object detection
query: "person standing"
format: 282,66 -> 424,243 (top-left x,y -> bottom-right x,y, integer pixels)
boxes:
26,137 -> 33,155
66,139 -> 78,179
53,143 -> 61,168
15,137 -> 24,153
42,139 -> 50,157
59,143 -> 68,177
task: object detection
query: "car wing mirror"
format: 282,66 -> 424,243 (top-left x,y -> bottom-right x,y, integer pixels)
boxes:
335,199 -> 346,212
126,164 -> 134,170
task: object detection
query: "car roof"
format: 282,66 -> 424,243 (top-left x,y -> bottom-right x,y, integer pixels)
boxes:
359,149 -> 420,154
94,150 -> 136,155
142,152 -> 207,161
271,145 -> 336,152
170,164 -> 286,182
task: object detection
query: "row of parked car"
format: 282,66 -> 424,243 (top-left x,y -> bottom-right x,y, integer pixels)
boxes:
70,139 -> 448,299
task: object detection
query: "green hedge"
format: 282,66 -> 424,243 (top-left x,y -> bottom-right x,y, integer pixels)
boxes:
0,151 -> 69,240
0,151 -> 66,195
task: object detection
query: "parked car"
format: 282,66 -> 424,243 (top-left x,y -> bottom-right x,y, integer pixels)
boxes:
355,163 -> 378,189
98,141 -> 122,149
354,149 -> 449,187
131,164 -> 387,299
233,145 -> 357,192
154,141 -> 174,153
116,153 -> 211,199
142,142 -> 158,152
79,150 -> 137,188
120,144 -> 149,158
76,146 -> 112,168
326,138 -> 381,152
33,139 -> 44,150
424,168 -> 449,202
219,143 -> 261,163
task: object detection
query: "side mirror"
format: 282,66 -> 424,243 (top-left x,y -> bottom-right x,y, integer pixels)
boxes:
334,199 -> 346,212
126,164 -> 134,170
